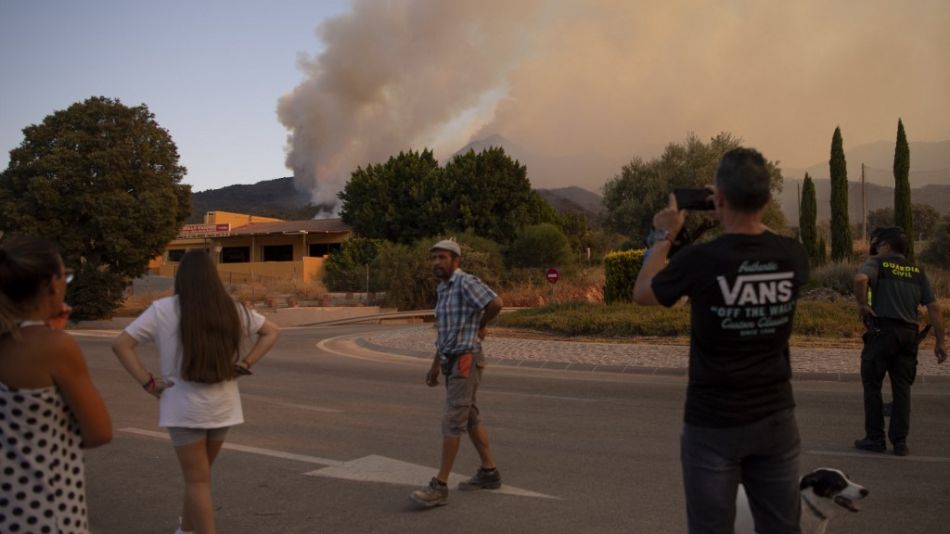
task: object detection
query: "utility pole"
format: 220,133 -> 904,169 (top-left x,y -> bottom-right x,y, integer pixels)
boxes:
862,163 -> 868,247
796,182 -> 801,242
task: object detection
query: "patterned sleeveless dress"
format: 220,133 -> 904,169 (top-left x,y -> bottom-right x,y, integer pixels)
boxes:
0,379 -> 89,533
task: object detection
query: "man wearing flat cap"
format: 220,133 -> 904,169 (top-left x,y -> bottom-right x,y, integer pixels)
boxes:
410,238 -> 504,508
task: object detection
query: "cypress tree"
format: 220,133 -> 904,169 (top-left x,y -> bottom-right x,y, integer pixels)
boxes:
799,173 -> 818,263
893,118 -> 913,258
829,126 -> 852,262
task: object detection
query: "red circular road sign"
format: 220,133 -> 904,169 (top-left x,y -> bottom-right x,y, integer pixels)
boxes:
545,267 -> 560,284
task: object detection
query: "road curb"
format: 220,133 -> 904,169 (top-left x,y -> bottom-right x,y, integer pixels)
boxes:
352,335 -> 950,384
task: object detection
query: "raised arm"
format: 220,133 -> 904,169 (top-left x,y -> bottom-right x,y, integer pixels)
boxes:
634,193 -> 684,306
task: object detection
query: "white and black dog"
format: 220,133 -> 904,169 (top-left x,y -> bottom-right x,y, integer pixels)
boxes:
735,468 -> 869,534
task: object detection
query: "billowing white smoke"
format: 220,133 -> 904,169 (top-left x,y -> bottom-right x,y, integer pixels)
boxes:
277,0 -> 547,208
280,0 -> 950,205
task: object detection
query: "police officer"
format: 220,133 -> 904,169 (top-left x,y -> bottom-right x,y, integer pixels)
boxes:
853,227 -> 947,456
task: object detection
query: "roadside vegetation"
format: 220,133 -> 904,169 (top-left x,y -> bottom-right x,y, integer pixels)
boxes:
495,268 -> 950,341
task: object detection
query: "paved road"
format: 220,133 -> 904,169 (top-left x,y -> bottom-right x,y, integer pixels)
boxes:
72,325 -> 950,533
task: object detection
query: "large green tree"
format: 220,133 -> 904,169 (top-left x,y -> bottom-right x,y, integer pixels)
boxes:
893,118 -> 913,258
799,173 -> 818,263
338,149 -> 447,244
443,146 -> 558,243
603,132 -> 786,244
0,96 -> 190,319
829,126 -> 852,261
339,146 -> 557,245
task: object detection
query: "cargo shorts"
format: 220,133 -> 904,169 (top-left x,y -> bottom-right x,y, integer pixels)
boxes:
441,350 -> 484,437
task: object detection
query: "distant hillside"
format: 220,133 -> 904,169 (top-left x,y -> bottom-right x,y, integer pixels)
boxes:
780,179 -> 950,224
536,186 -> 604,223
188,177 -> 311,222
187,176 -> 606,227
783,140 -> 950,187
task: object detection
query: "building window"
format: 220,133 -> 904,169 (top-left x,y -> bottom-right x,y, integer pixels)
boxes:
221,246 -> 250,263
167,249 -> 186,262
309,243 -> 342,257
262,244 -> 294,262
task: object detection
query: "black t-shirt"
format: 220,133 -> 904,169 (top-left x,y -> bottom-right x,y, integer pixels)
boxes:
652,232 -> 809,428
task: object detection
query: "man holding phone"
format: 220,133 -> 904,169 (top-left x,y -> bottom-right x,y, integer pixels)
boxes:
634,148 -> 809,533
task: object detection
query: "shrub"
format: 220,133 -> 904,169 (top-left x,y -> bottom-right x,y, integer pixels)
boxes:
322,238 -> 383,292
920,215 -> 950,270
505,223 -> 575,271
496,300 -> 869,339
807,262 -> 856,295
496,301 -> 691,337
373,234 -> 505,310
603,249 -> 644,304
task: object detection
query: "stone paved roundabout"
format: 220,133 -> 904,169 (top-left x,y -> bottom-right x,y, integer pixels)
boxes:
357,325 -> 950,382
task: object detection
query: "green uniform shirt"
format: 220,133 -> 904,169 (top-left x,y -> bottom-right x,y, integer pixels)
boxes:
860,254 -> 935,324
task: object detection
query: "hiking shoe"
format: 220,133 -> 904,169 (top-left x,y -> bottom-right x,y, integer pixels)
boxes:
854,437 -> 886,453
893,442 -> 909,456
410,477 -> 448,507
458,467 -> 502,490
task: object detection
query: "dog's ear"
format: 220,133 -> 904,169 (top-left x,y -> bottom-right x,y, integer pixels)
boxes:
800,471 -> 823,491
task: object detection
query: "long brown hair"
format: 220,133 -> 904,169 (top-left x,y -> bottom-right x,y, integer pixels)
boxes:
0,236 -> 62,339
175,250 -> 241,383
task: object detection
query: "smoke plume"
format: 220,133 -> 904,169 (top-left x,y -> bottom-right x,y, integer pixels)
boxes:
279,0 -> 950,204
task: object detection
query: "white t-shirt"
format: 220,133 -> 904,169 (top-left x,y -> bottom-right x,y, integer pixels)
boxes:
124,295 -> 266,428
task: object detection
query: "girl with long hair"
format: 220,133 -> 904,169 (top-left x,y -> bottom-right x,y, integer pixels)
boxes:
112,249 -> 280,534
0,235 -> 113,534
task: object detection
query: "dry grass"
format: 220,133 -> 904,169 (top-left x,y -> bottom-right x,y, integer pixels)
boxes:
114,278 -> 328,316
498,267 -> 605,307
925,266 -> 950,299
229,278 -> 328,304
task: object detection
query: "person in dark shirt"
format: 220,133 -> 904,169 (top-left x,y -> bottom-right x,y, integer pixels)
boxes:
852,227 -> 946,456
634,148 -> 809,534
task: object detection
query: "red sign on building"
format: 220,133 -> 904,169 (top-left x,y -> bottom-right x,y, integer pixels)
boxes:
177,223 -> 231,239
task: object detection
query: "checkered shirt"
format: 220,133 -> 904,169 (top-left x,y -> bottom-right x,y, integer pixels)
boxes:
434,268 -> 497,355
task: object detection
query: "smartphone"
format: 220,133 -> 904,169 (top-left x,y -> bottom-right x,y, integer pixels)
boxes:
673,188 -> 714,211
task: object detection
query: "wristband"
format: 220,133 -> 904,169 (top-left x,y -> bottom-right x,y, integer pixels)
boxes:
142,373 -> 155,390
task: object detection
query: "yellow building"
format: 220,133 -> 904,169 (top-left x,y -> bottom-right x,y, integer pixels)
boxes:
153,211 -> 351,284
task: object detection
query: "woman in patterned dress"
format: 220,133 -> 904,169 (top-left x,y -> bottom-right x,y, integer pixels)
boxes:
0,236 -> 113,534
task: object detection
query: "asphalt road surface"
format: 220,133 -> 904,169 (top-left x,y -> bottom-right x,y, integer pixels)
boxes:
72,325 -> 950,533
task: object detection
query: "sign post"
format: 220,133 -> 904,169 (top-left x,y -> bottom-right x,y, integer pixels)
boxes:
545,267 -> 560,303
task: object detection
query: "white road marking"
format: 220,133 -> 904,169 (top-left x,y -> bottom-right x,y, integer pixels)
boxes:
241,393 -> 343,414
120,427 -> 558,499
493,390 -> 598,403
316,335 -> 420,365
305,454 -> 559,500
119,427 -> 342,466
806,449 -> 950,463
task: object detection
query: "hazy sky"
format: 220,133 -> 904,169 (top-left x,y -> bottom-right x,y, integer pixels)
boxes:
3,0 -> 949,200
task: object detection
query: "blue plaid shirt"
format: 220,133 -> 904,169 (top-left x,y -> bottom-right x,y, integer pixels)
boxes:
434,268 -> 497,356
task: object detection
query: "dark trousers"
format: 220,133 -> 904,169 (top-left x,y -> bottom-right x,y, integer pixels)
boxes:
860,322 -> 918,444
681,408 -> 801,534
